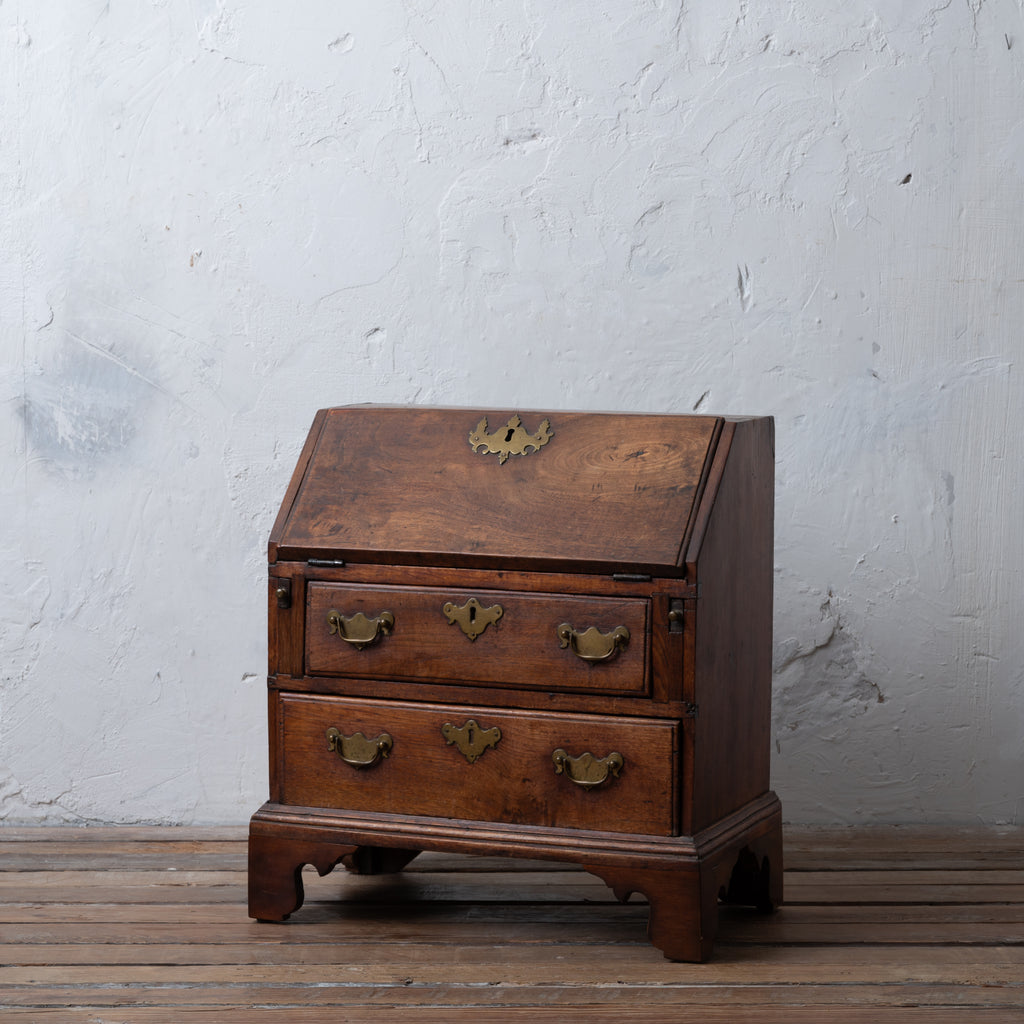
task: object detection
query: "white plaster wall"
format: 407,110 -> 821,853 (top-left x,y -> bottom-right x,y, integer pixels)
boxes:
2,0 -> 1021,824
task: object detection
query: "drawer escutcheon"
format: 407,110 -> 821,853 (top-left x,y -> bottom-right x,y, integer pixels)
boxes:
468,414 -> 553,464
552,748 -> 625,788
326,727 -> 393,769
441,719 -> 502,763
442,597 -> 504,641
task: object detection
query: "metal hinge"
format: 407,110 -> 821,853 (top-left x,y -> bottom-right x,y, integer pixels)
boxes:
683,702 -> 699,718
307,558 -> 347,568
612,573 -> 652,582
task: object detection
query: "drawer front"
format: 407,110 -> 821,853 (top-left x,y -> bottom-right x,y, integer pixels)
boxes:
278,694 -> 678,836
305,583 -> 649,696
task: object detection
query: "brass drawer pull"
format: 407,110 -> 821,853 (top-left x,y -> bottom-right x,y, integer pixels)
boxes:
326,610 -> 395,649
442,719 -> 502,763
552,749 -> 624,788
326,727 -> 393,768
557,623 -> 630,662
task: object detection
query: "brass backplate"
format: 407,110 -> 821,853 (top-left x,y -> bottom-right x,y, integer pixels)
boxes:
441,719 -> 502,764
442,597 -> 503,641
469,414 -> 553,464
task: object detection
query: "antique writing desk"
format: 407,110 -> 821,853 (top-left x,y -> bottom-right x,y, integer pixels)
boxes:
248,406 -> 782,961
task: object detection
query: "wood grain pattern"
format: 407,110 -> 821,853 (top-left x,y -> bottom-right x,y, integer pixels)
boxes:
272,407 -> 720,574
304,582 -> 650,696
1,825 -> 1022,1020
688,417 -> 775,830
276,693 -> 678,835
257,406 -> 779,963
267,408 -> 329,565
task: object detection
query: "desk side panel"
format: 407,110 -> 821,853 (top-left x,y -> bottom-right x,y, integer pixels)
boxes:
689,417 -> 775,832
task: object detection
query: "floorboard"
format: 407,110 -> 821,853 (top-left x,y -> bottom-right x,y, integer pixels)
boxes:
0,824 -> 1022,1020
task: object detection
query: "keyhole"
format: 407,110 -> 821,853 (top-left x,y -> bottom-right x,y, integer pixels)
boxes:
467,724 -> 475,744
469,603 -> 476,623
505,428 -> 515,442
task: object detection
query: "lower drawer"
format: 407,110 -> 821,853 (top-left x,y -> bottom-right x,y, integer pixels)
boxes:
276,694 -> 679,836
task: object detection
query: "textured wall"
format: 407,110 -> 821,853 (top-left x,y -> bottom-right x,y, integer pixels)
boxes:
2,0 -> 1021,824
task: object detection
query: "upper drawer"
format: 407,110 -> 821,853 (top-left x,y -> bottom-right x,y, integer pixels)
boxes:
306,583 -> 649,697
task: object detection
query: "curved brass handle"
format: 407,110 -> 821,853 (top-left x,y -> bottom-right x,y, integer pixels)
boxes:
326,609 -> 395,650
326,727 -> 393,768
552,748 -> 624,788
557,623 -> 630,662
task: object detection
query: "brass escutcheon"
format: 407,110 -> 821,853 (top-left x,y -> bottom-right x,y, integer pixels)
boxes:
552,749 -> 624,788
326,727 -> 393,768
442,597 -> 503,641
468,414 -> 553,464
557,623 -> 630,662
326,609 -> 395,650
441,719 -> 502,764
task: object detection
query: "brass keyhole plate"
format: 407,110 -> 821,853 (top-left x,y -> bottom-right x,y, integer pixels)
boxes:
468,414 -> 553,464
441,719 -> 502,763
442,597 -> 503,641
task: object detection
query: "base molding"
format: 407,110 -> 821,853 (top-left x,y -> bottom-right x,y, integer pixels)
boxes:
248,792 -> 782,961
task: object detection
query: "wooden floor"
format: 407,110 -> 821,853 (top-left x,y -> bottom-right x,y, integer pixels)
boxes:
0,825 -> 1022,1022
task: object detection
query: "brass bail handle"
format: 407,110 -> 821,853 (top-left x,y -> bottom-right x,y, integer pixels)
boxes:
552,749 -> 624,788
326,610 -> 395,650
326,728 -> 393,769
557,623 -> 630,662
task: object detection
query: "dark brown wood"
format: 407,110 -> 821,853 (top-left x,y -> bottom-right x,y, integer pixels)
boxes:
341,846 -> 421,874
299,560 -> 696,599
271,407 -> 721,574
266,690 -> 282,804
247,831 -> 358,921
246,793 -> 781,962
588,861 -> 711,961
649,591 -> 683,704
275,694 -> 679,835
269,671 -> 692,720
267,408 -> 329,565
688,417 -> 775,830
305,582 -> 650,696
251,405 -> 780,962
268,565 -> 306,678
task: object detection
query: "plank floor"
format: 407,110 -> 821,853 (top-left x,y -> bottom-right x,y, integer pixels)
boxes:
1,824 -> 1022,1022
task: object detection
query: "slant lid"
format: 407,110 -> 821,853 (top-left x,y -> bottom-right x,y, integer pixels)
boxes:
270,406 -> 722,576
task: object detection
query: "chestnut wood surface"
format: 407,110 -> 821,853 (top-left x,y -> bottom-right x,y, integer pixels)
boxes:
2,825 -> 1023,1021
688,417 -> 775,831
304,581 -> 650,696
257,406 -> 778,963
275,693 -> 679,835
245,794 -> 778,961
270,407 -> 721,574
268,559 -> 694,715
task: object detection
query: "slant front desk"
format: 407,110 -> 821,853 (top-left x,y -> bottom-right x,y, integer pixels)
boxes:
248,406 -> 782,961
